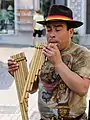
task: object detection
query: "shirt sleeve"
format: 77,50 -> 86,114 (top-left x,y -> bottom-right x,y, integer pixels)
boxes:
33,14 -> 36,20
33,16 -> 35,20
71,48 -> 90,79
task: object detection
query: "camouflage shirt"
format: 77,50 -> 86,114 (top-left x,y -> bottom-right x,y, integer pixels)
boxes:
38,42 -> 90,120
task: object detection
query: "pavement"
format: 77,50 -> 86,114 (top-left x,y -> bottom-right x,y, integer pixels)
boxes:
0,33 -> 47,47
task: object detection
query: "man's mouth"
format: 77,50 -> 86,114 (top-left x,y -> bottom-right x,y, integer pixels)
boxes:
48,41 -> 57,44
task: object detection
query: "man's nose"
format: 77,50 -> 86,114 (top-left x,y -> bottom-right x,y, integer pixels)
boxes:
50,31 -> 55,38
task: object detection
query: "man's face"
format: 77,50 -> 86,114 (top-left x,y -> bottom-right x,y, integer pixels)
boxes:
46,21 -> 74,51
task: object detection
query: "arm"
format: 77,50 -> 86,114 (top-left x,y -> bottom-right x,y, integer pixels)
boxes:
43,43 -> 90,96
55,62 -> 90,96
29,76 -> 39,94
33,14 -> 37,30
33,20 -> 36,29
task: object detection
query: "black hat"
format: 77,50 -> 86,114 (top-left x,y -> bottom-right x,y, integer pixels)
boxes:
38,5 -> 83,28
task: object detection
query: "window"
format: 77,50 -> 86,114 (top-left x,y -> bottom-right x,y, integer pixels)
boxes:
0,0 -> 14,34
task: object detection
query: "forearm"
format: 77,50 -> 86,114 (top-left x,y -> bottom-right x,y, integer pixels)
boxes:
33,20 -> 36,28
55,62 -> 89,96
29,77 -> 39,94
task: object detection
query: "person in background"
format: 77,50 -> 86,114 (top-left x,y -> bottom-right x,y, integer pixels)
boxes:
32,9 -> 45,46
8,5 -> 90,120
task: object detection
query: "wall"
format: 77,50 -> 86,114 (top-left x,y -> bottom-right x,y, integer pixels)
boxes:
86,0 -> 90,34
34,0 -> 40,10
67,0 -> 90,48
67,0 -> 86,36
0,0 -> 34,44
55,0 -> 65,5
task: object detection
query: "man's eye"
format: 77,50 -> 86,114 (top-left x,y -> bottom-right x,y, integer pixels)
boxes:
47,29 -> 51,32
56,29 -> 60,31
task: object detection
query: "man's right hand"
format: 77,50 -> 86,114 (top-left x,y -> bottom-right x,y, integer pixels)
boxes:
8,59 -> 19,77
8,58 -> 39,94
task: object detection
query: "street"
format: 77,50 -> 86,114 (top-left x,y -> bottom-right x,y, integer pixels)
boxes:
0,45 -> 90,120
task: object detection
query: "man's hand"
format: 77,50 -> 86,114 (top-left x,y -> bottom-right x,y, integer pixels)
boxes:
43,43 -> 63,66
8,59 -> 19,76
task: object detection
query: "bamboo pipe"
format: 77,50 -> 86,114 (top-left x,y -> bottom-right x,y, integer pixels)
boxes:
11,52 -> 28,120
28,46 -> 42,91
29,47 -> 45,91
20,47 -> 40,103
20,43 -> 46,104
13,53 -> 28,107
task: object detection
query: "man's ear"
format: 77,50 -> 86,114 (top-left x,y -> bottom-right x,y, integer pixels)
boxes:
69,28 -> 74,37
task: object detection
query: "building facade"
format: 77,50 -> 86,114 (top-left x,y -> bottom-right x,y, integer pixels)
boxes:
0,0 -> 89,35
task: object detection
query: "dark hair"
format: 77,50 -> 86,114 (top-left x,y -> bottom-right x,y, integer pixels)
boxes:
66,22 -> 73,30
66,22 -> 73,39
36,9 -> 40,13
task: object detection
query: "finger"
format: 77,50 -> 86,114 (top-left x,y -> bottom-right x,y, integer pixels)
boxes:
8,71 -> 14,77
8,67 -> 18,72
43,50 -> 52,57
43,44 -> 56,52
48,43 -> 58,48
43,46 -> 53,54
8,70 -> 17,77
46,43 -> 58,53
8,63 -> 19,69
8,60 -> 19,66
8,58 -> 15,62
43,47 -> 54,57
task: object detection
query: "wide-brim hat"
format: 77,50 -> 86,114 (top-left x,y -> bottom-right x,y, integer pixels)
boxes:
38,5 -> 83,28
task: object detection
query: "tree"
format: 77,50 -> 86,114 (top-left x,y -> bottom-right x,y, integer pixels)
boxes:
40,0 -> 52,18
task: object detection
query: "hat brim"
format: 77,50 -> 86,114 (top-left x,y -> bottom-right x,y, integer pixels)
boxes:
37,19 -> 83,28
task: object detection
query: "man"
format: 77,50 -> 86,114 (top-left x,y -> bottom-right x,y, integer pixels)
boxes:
8,5 -> 90,120
32,9 -> 45,46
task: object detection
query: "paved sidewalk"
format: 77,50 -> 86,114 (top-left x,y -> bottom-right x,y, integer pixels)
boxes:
0,34 -> 47,47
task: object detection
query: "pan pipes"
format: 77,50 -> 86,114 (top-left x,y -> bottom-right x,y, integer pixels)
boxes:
11,43 -> 46,120
11,52 -> 28,120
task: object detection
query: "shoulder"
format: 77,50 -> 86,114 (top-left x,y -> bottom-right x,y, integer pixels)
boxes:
69,43 -> 90,78
33,14 -> 38,20
70,42 -> 90,58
